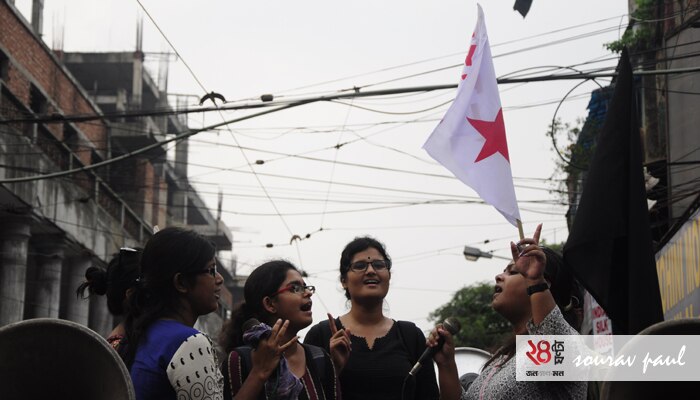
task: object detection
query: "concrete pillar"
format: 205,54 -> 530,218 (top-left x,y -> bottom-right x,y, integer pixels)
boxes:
131,51 -> 143,109
89,294 -> 112,337
31,0 -> 44,37
26,237 -> 65,318
174,137 -> 189,177
61,255 -> 91,326
0,216 -> 31,326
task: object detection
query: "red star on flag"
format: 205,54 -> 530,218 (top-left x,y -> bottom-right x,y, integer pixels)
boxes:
468,108 -> 509,163
423,5 -> 520,226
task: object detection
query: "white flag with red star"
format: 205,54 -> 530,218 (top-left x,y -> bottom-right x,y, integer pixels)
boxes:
423,4 -> 521,226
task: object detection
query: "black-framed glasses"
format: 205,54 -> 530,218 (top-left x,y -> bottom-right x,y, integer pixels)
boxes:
197,264 -> 218,277
270,283 -> 315,297
349,259 -> 391,272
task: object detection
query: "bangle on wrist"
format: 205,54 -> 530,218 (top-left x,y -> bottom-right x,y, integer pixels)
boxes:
526,282 -> 549,296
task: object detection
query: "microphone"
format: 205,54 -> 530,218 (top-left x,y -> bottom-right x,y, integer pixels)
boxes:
408,317 -> 461,377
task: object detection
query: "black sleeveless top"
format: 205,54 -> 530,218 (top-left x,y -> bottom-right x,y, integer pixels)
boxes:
304,318 -> 439,400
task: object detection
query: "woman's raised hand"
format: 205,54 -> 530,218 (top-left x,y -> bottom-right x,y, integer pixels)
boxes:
250,319 -> 298,379
510,223 -> 546,281
327,313 -> 352,372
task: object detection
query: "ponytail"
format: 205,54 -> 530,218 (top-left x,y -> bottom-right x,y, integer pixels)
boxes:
76,266 -> 109,298
220,301 -> 256,353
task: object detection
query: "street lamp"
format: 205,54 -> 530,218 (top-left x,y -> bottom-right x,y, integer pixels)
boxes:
463,246 -> 512,262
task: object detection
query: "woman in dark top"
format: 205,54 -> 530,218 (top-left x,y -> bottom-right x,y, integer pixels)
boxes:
219,260 -> 340,400
304,236 -> 439,400
76,246 -> 142,349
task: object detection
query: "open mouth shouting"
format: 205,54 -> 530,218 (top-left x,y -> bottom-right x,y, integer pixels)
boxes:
493,285 -> 503,298
300,301 -> 313,313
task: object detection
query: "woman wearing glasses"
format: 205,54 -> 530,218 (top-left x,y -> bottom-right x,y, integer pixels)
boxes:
119,227 -> 224,400
219,260 -> 340,400
77,246 -> 142,349
304,236 -> 440,400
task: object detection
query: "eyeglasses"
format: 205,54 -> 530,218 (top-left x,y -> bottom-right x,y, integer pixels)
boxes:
349,259 -> 391,272
197,264 -> 218,278
270,283 -> 316,297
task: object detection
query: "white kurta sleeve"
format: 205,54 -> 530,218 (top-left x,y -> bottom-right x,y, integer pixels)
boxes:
166,333 -> 223,400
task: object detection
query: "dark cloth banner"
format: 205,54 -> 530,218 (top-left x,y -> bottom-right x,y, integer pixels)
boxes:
563,48 -> 664,335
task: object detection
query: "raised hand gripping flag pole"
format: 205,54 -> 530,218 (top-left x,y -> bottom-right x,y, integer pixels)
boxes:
423,5 -> 523,238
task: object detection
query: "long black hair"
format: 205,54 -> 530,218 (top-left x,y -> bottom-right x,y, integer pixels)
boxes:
338,236 -> 391,300
120,227 -> 215,367
219,260 -> 300,353
76,247 -> 142,316
482,247 -> 582,370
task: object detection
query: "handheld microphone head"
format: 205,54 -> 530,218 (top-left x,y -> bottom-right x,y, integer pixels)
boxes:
408,317 -> 461,377
443,317 -> 461,336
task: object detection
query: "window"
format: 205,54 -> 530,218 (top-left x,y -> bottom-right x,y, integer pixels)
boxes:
29,84 -> 47,114
0,50 -> 9,82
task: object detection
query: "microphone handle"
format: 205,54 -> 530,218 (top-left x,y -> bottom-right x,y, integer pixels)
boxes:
408,335 -> 445,376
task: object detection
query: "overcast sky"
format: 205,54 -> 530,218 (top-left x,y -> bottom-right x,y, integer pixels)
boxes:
15,0 -> 629,335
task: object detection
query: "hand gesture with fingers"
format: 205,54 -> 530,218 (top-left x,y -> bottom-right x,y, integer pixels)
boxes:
251,319 -> 298,378
327,313 -> 351,372
510,223 -> 546,281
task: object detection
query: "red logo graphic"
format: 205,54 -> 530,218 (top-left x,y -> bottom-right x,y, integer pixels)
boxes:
526,340 -> 552,365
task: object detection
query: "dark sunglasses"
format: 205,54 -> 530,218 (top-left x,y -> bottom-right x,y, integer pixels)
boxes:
349,259 -> 391,272
270,283 -> 315,297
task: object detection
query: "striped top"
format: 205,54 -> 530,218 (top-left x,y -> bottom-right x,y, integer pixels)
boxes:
222,344 -> 340,400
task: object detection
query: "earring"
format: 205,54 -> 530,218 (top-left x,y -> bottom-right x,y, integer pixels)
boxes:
563,295 -> 581,312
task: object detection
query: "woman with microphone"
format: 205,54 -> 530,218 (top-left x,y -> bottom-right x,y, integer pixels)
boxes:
219,260 -> 341,400
429,224 -> 586,400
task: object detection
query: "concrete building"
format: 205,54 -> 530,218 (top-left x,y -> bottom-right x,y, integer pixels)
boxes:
0,0 -> 235,340
645,0 -> 700,321
568,0 -> 700,328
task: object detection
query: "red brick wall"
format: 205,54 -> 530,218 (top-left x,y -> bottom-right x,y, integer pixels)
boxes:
0,2 -> 107,158
663,0 -> 700,36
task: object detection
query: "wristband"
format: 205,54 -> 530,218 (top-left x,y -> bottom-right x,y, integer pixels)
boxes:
526,282 -> 549,296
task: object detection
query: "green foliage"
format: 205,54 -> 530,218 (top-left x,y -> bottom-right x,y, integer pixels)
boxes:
429,282 -> 510,352
547,117 -> 590,202
605,0 -> 655,53
539,239 -> 565,253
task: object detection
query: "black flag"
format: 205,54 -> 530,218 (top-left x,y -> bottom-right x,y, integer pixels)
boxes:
563,48 -> 664,335
513,0 -> 533,17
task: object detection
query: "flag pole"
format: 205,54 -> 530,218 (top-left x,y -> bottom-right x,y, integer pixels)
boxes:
516,219 -> 525,240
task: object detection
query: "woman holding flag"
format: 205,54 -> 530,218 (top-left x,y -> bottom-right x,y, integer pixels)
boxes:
428,224 -> 585,400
